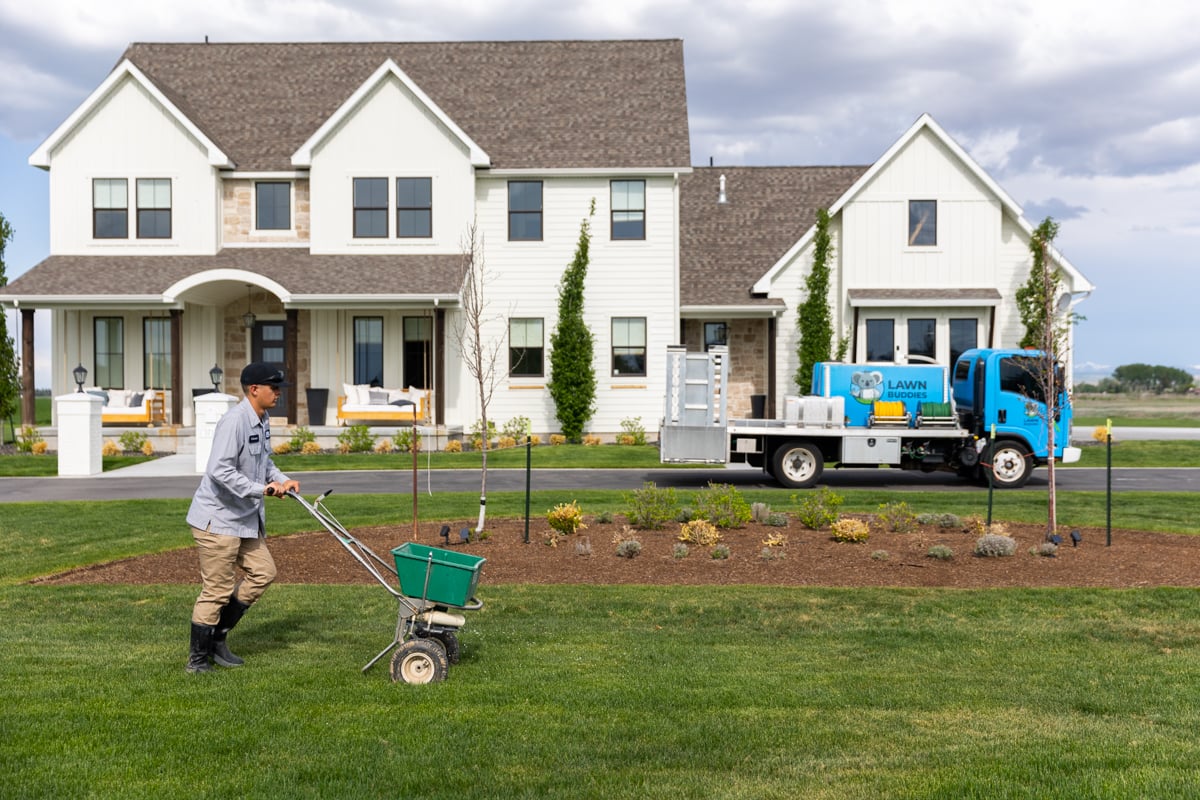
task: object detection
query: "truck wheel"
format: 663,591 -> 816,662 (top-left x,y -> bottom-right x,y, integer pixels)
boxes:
772,442 -> 824,489
390,638 -> 449,684
988,441 -> 1032,488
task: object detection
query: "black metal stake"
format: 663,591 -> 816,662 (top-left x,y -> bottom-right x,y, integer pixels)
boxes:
524,435 -> 532,544
986,425 -> 996,527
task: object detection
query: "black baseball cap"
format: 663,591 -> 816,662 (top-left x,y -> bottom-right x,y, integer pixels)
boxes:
240,362 -> 291,387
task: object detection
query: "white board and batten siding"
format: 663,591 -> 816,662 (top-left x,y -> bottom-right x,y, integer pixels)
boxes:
47,74 -> 218,256
464,175 -> 679,436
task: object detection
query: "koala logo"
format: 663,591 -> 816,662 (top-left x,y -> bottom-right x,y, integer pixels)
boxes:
850,371 -> 884,405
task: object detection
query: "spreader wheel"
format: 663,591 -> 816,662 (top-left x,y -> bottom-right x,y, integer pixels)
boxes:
417,630 -> 461,665
390,638 -> 449,684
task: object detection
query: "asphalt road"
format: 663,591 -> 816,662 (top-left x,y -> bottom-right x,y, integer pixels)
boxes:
2,464 -> 1196,503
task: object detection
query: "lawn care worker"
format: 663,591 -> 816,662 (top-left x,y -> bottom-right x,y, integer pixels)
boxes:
184,362 -> 299,674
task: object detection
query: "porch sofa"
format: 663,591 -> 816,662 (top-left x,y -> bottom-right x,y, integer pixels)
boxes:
83,387 -> 159,425
336,384 -> 429,425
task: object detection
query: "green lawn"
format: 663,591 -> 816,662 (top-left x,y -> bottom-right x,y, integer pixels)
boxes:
4,488 -> 1200,797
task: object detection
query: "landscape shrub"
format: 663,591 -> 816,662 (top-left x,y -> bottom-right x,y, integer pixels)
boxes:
615,538 -> 642,558
975,533 -> 1017,557
672,543 -> 690,559
870,549 -> 890,561
831,518 -> 870,543
337,425 -> 375,453
395,427 -> 421,453
444,440 -> 463,453
469,419 -> 496,450
582,434 -> 602,446
916,512 -> 962,528
502,416 -> 532,442
16,425 -> 42,453
794,487 -> 843,530
549,434 -> 567,446
300,440 -> 322,455
288,426 -> 316,451
101,440 -> 121,456
695,482 -> 752,529
547,501 -> 587,536
623,482 -> 680,530
710,544 -> 731,560
119,430 -> 148,453
927,545 -> 954,561
619,416 -> 647,446
878,501 -> 918,533
678,519 -> 721,547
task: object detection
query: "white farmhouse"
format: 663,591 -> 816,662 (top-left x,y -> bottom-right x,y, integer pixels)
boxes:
1,41 -> 1091,438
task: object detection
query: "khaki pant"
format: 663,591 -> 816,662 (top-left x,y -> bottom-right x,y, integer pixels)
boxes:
190,527 -> 277,626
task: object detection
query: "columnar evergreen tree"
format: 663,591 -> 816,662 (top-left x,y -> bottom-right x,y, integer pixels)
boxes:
547,201 -> 597,441
0,213 -> 19,444
794,208 -> 834,393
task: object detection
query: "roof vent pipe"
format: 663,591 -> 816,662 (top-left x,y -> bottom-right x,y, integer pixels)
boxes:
718,174 -> 727,204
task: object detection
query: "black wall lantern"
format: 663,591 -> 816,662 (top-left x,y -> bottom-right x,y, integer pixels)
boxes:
209,363 -> 223,391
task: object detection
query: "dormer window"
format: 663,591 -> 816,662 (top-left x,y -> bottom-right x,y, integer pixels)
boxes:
908,200 -> 936,246
256,181 -> 291,230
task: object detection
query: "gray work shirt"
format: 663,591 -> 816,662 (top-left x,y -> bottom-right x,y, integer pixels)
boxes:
186,398 -> 288,539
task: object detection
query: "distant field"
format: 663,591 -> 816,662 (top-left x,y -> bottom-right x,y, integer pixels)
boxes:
1073,393 -> 1200,427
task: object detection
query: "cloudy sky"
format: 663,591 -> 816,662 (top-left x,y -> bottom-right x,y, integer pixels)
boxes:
2,0 -> 1199,383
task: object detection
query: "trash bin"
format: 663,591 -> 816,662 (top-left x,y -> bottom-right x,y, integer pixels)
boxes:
750,394 -> 767,419
306,388 -> 329,426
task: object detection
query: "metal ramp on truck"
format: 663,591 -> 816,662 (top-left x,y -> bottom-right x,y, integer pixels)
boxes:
660,345 -> 729,463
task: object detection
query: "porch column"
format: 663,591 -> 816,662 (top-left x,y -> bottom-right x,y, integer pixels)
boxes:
434,308 -> 445,425
170,308 -> 182,424
285,308 -> 298,422
766,316 -> 777,418
20,308 -> 34,425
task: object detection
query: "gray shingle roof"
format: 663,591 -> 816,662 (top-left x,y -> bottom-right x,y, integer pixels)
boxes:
120,40 -> 691,171
1,249 -> 466,298
678,166 -> 868,309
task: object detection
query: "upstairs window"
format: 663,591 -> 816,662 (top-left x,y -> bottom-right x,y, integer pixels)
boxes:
508,181 -> 543,241
612,317 -> 647,376
93,179 -> 128,239
353,178 -> 388,238
256,181 -> 291,230
611,180 -> 645,239
908,200 -> 936,246
136,179 -> 172,239
509,318 -> 544,377
396,178 -> 432,238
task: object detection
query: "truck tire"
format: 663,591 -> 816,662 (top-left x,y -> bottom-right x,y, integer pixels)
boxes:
988,440 -> 1032,489
772,442 -> 824,489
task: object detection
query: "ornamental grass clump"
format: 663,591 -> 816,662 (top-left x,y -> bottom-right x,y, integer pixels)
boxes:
975,533 -> 1017,557
831,518 -> 870,543
710,543 -> 731,560
877,501 -> 918,533
917,512 -> 962,528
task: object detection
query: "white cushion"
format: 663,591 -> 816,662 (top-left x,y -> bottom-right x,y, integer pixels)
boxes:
388,388 -> 412,404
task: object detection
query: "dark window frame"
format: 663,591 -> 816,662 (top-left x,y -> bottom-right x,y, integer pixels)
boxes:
906,318 -> 937,362
142,317 -> 172,389
353,177 -> 388,238
93,178 -> 128,239
403,316 -> 433,389
396,177 -> 432,238
908,199 -> 937,247
611,179 -> 646,240
703,321 -> 728,352
353,316 -> 384,387
949,318 -> 978,367
509,317 -> 545,377
255,181 -> 291,231
508,180 -> 543,241
136,178 -> 172,239
93,316 -> 125,389
865,319 -> 895,362
612,317 -> 647,377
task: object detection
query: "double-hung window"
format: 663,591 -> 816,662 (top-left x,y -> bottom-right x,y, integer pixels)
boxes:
256,181 -> 291,230
353,178 -> 388,238
353,317 -> 384,386
93,179 -> 128,239
94,317 -> 124,388
143,317 -> 172,389
611,180 -> 645,239
136,179 -> 172,239
612,317 -> 647,376
396,178 -> 432,238
508,181 -> 542,241
908,200 -> 937,246
509,318 -> 544,377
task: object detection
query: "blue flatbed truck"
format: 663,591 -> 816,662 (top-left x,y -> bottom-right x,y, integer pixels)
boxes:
659,346 -> 1080,489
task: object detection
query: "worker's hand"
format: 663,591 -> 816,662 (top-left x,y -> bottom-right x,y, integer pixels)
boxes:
265,481 -> 284,497
282,479 -> 301,496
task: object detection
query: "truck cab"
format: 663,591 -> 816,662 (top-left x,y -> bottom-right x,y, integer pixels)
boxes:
951,348 -> 1078,486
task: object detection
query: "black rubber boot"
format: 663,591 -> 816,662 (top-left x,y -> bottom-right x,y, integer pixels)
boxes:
212,597 -> 251,668
186,622 -> 215,674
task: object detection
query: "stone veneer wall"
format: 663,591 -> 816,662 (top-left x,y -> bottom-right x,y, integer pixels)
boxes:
681,319 -> 770,418
222,179 -> 311,243
219,292 -> 311,424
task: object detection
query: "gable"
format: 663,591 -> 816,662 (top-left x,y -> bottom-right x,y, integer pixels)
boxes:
116,40 -> 691,171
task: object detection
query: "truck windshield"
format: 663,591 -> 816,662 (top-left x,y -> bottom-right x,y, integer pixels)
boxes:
999,356 -> 1049,404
